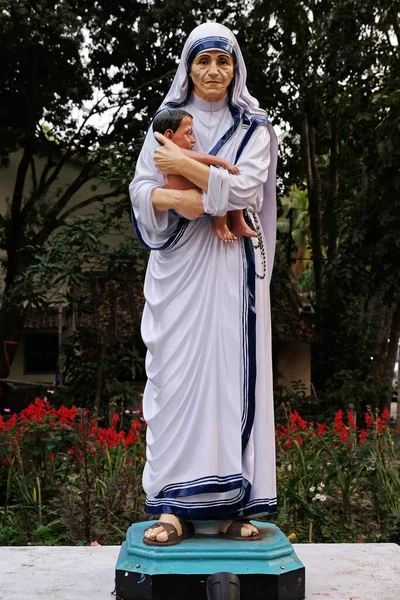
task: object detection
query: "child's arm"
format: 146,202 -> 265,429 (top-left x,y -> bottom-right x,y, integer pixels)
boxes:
182,148 -> 240,174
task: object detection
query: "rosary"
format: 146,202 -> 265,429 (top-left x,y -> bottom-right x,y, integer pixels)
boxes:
246,208 -> 267,280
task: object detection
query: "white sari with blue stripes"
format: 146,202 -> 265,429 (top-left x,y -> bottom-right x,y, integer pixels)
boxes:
129,23 -> 277,520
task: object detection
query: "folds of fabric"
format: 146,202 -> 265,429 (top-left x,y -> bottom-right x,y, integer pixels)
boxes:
139,215 -> 276,519
129,24 -> 278,519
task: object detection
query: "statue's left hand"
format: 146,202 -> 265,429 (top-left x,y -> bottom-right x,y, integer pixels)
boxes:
153,132 -> 185,175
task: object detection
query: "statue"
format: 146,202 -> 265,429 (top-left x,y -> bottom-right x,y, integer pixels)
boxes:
129,22 -> 278,547
152,108 -> 257,242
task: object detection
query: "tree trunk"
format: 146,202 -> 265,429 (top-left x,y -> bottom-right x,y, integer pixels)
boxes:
93,337 -> 108,420
326,118 -> 339,263
372,300 -> 400,412
302,113 -> 324,317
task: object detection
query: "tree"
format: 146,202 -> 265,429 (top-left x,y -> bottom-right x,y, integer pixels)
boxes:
11,209 -> 149,417
277,185 -> 311,277
0,0 -> 250,379
242,0 -> 400,408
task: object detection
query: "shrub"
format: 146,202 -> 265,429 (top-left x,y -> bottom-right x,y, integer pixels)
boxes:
0,398 -> 146,544
1,399 -> 399,545
274,406 -> 400,543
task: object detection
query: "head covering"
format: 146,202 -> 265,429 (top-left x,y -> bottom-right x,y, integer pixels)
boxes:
160,23 -> 269,121
159,22 -> 278,281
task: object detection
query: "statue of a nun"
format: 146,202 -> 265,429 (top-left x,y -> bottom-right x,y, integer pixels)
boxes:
129,22 -> 278,546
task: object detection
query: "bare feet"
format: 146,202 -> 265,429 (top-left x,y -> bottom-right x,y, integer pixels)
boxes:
144,514 -> 183,543
230,211 -> 257,238
212,218 -> 237,243
219,519 -> 259,538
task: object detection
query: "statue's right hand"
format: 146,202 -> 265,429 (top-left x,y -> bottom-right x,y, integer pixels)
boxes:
175,189 -> 205,220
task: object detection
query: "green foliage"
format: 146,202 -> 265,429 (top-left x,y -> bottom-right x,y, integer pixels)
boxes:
321,370 -> 391,413
1,0 -> 399,406
277,186 -> 311,275
0,398 -> 147,545
2,400 -> 399,545
273,407 -> 400,543
242,0 -> 400,400
0,524 -> 26,546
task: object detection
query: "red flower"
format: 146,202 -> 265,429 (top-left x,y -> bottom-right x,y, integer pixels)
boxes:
0,413 -> 17,432
359,429 -> 368,444
283,439 -> 293,450
57,405 -> 77,425
111,413 -> 120,430
382,407 -> 390,423
276,424 -> 288,440
334,410 -> 345,433
125,420 -> 140,446
365,413 -> 373,428
49,452 -> 55,462
289,411 -> 308,432
317,423 -> 328,436
347,411 -> 356,431
20,398 -> 47,423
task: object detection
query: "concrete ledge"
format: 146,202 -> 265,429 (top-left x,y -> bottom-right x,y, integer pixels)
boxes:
0,543 -> 399,599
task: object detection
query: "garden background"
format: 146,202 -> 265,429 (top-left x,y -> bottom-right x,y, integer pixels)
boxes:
0,0 -> 399,546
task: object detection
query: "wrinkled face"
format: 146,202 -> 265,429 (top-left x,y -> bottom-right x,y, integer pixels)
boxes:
165,116 -> 196,150
189,50 -> 234,102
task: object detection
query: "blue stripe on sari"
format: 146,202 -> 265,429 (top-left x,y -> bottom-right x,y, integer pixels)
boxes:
235,116 -> 270,163
131,208 -> 188,251
155,474 -> 243,500
241,236 -> 257,454
145,490 -> 277,520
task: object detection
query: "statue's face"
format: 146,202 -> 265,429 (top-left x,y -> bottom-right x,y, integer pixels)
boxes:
165,116 -> 196,150
189,50 -> 234,102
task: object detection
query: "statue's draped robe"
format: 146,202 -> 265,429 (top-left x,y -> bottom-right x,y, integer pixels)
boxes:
130,94 -> 277,519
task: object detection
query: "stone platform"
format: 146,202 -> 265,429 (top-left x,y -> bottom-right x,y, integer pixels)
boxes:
0,543 -> 399,599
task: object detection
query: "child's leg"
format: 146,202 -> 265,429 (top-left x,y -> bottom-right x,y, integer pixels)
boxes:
229,210 -> 257,238
212,214 -> 237,242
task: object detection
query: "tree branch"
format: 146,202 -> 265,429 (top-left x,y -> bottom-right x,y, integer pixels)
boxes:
326,117 -> 339,263
38,151 -> 56,191
12,145 -> 33,219
21,150 -> 74,222
104,69 -> 175,137
22,70 -> 174,223
58,186 -> 125,222
31,165 -> 92,246
30,156 -> 38,193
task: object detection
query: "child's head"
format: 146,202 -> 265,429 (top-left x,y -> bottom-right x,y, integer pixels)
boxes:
152,109 -> 196,150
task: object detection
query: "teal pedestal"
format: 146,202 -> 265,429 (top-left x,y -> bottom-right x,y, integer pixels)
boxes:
115,521 -> 305,599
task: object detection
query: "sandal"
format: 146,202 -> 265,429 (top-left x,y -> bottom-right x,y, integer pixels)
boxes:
219,520 -> 260,541
143,517 -> 195,547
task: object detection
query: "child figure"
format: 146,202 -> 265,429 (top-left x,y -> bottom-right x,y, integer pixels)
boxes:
152,109 -> 256,242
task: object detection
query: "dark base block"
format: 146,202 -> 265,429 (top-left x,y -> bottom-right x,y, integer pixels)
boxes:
115,569 -> 305,600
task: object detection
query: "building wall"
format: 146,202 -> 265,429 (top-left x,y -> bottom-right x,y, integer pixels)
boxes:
1,150 -> 133,386
0,150 -> 132,264
277,341 -> 311,395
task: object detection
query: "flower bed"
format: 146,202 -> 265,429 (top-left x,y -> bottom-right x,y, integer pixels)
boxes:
0,398 -> 146,545
275,408 -> 400,543
0,400 -> 399,545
